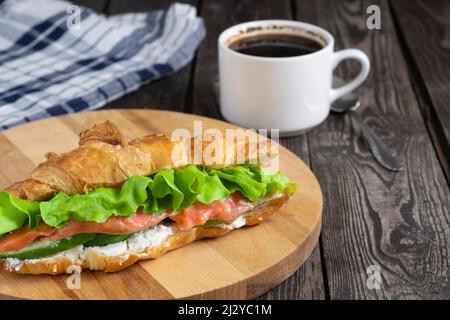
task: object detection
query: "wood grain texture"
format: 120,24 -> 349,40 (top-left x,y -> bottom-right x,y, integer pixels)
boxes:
192,0 -> 325,300
0,110 -> 322,300
296,0 -> 450,299
98,0 -> 198,111
72,0 -> 109,12
390,0 -> 450,183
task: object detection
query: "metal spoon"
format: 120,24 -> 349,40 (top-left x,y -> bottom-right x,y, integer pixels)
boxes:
331,76 -> 400,172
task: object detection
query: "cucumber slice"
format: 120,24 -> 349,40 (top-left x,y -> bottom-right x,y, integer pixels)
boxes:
84,234 -> 131,247
201,220 -> 223,227
0,233 -> 95,260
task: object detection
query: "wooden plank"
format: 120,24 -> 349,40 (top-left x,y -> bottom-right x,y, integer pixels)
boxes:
390,0 -> 450,183
295,0 -> 450,299
192,0 -> 325,300
72,0 -> 109,12
102,0 -> 198,112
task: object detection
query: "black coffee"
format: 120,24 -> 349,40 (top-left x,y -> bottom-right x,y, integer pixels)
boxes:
228,34 -> 323,58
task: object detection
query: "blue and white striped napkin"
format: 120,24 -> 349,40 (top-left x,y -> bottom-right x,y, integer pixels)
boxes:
0,0 -> 205,129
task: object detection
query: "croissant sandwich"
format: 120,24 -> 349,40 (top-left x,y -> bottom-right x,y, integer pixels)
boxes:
0,121 -> 296,275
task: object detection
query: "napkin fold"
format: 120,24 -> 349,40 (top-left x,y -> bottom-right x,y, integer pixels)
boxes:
0,0 -> 205,129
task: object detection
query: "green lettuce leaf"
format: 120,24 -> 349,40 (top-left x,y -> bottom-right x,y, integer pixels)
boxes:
0,165 -> 296,234
259,167 -> 297,196
176,165 -> 230,204
147,169 -> 184,213
40,175 -> 152,227
0,192 -> 40,234
208,166 -> 266,201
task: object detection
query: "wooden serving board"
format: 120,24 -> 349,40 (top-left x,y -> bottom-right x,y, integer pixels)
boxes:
0,110 -> 322,300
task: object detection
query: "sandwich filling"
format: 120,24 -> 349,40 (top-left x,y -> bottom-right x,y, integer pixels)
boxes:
0,164 -> 295,261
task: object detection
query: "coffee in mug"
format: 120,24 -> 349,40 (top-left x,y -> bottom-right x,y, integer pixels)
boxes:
218,20 -> 370,136
228,33 -> 324,58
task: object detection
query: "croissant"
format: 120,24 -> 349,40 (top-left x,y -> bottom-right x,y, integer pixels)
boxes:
6,121 -> 275,201
0,121 -> 292,275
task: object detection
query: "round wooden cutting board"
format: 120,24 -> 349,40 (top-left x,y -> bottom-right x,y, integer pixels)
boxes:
0,109 -> 322,300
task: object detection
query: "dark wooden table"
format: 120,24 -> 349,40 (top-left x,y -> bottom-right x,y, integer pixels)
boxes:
70,0 -> 449,300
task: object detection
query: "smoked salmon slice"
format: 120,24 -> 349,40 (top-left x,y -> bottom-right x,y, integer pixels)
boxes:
170,192 -> 251,230
0,192 -> 250,253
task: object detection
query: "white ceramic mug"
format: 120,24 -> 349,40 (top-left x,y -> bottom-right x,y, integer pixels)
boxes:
218,20 -> 370,136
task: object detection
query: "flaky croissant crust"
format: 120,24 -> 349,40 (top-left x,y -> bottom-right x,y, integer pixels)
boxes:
5,121 -> 275,201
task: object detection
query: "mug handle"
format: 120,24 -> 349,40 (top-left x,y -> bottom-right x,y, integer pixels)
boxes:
329,49 -> 371,103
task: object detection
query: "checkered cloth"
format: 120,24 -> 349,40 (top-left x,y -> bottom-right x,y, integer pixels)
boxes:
0,0 -> 205,129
